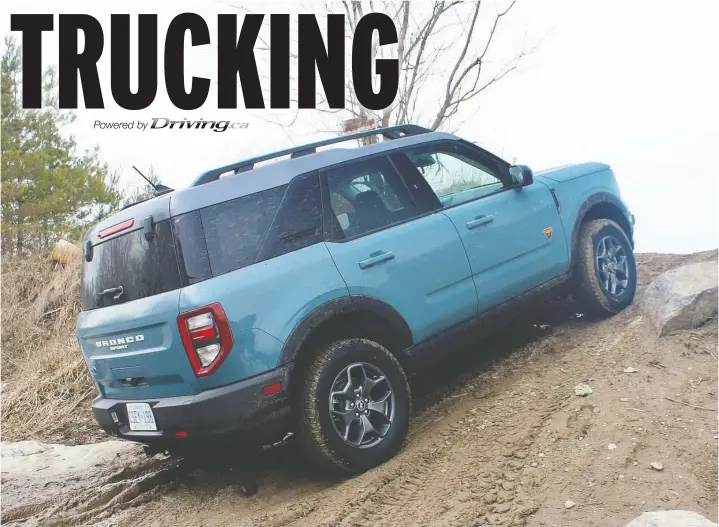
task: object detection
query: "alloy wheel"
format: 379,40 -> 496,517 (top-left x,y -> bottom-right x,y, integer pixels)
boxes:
595,235 -> 630,296
329,362 -> 395,448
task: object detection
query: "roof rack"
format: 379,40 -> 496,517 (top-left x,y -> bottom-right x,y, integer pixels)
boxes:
190,124 -> 431,187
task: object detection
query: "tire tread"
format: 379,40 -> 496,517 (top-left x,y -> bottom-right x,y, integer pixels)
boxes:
575,218 -> 635,316
296,338 -> 410,473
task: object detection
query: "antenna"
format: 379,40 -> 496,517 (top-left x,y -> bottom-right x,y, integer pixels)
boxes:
131,166 -> 174,197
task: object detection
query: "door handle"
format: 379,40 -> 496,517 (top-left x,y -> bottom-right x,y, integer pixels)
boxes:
358,251 -> 395,270
466,215 -> 495,230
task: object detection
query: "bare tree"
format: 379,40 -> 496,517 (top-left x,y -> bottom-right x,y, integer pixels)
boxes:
233,1 -> 532,135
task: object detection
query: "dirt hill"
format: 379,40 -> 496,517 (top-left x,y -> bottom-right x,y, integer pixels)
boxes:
1,251 -> 717,527
1,256 -> 105,445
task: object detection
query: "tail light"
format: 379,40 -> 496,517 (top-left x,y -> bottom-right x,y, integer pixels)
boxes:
178,303 -> 233,377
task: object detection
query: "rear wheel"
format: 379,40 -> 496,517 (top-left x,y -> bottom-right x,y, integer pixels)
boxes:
575,218 -> 637,316
297,338 -> 410,473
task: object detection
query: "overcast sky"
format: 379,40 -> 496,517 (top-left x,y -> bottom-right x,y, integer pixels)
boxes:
2,0 -> 718,253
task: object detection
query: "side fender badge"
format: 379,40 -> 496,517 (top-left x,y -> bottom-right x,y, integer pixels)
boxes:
544,227 -> 553,240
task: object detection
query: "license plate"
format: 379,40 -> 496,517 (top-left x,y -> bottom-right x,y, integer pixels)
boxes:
126,403 -> 157,431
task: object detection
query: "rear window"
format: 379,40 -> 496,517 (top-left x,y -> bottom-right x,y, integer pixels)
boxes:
81,220 -> 182,310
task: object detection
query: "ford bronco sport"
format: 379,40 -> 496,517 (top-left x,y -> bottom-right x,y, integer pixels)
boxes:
77,125 -> 636,473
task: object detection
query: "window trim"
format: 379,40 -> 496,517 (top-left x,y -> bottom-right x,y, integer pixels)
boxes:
391,139 -> 517,212
319,153 -> 435,243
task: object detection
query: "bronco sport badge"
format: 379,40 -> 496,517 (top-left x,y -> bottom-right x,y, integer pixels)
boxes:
95,334 -> 145,351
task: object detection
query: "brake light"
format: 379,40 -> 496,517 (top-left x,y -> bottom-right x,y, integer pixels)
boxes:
98,218 -> 134,239
178,303 -> 233,377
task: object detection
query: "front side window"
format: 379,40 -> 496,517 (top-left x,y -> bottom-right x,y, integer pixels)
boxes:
401,144 -> 507,208
326,156 -> 419,240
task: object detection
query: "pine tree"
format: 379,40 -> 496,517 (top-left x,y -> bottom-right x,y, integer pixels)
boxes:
1,37 -> 122,256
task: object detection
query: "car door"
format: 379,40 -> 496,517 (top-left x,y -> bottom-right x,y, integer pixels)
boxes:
321,154 -> 477,344
391,141 -> 570,314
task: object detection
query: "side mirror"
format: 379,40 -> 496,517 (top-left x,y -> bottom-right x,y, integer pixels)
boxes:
509,165 -> 534,187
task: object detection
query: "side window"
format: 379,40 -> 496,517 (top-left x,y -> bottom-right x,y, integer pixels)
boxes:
257,173 -> 323,261
172,210 -> 212,284
201,185 -> 287,276
326,156 -> 419,240
401,144 -> 506,208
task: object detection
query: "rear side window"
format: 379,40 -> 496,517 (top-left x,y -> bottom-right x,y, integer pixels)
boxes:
172,210 -> 212,284
257,173 -> 323,261
201,185 -> 287,276
81,221 -> 182,310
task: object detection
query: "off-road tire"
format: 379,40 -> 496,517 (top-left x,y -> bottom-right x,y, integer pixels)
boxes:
296,338 -> 411,473
575,218 -> 637,316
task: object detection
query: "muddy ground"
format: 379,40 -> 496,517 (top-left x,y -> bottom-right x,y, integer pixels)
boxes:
2,251 -> 717,527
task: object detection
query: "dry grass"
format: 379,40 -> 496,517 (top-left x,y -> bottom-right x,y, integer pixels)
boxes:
1,254 -> 102,444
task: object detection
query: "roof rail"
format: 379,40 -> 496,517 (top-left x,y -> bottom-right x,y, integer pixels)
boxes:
190,124 -> 431,187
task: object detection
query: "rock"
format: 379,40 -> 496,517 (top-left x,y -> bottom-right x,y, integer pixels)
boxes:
641,261 -> 718,336
492,502 -> 512,514
650,461 -> 664,471
574,383 -> 593,396
624,510 -> 717,527
564,500 -> 576,509
623,367 -> 638,373
620,397 -> 630,402
240,480 -> 259,497
608,443 -> 617,451
501,481 -> 515,491
484,492 -> 497,504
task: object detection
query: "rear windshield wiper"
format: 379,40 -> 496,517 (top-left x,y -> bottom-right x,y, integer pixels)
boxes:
95,286 -> 124,303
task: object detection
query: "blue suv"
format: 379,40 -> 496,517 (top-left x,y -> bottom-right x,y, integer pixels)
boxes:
77,125 -> 636,473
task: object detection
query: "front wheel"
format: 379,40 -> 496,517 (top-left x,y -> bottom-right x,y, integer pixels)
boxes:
575,218 -> 637,316
297,338 -> 411,473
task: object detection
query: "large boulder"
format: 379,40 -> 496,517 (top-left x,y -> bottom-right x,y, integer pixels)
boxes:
625,510 -> 717,527
641,260 -> 718,336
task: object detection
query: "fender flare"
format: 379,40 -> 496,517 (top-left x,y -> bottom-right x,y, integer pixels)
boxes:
570,192 -> 633,268
277,295 -> 414,366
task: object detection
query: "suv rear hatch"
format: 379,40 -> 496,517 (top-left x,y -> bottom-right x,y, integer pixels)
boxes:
76,195 -> 201,400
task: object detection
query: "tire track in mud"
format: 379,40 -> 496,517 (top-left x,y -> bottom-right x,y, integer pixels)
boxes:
316,392 -> 562,526
253,340 -> 573,527
248,315 -> 624,527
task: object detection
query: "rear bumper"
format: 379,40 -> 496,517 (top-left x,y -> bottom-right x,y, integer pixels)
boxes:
92,364 -> 293,445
